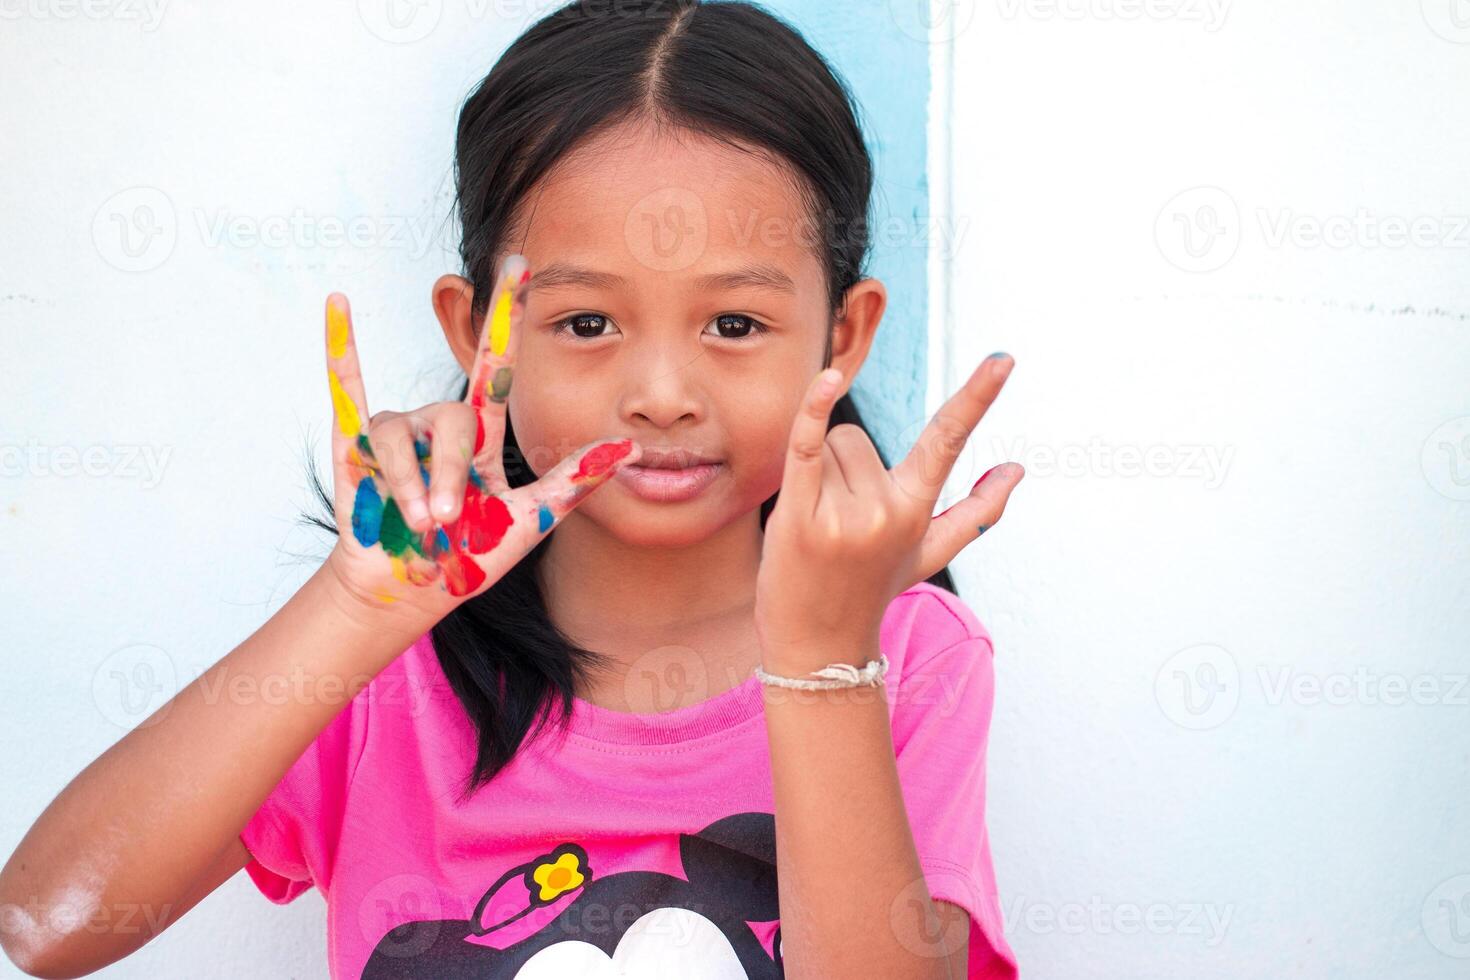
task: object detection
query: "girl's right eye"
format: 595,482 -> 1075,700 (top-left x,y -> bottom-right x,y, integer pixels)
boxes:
551,313 -> 617,340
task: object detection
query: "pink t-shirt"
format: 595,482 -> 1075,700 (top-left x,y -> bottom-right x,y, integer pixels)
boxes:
239,580 -> 1018,979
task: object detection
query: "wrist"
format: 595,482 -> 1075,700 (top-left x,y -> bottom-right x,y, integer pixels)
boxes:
316,552 -> 449,641
758,632 -> 882,678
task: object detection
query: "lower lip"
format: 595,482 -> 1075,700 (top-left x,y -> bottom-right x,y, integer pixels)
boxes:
614,462 -> 723,502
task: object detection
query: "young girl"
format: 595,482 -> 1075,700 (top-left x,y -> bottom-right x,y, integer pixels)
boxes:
0,1 -> 1023,977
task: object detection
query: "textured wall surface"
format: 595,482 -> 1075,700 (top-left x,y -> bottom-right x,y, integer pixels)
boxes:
0,2 -> 932,977
942,2 -> 1470,977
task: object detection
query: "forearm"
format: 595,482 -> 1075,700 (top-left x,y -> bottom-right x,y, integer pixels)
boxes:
761,633 -> 952,980
0,562 -> 435,974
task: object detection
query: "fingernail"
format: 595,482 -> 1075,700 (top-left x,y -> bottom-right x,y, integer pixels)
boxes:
432,493 -> 456,518
821,368 -> 843,393
985,351 -> 1010,361
406,497 -> 431,528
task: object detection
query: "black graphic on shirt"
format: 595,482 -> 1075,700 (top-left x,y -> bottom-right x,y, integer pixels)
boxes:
361,810 -> 784,979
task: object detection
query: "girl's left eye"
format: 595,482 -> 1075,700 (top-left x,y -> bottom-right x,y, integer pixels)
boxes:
549,313 -> 769,341
704,314 -> 769,341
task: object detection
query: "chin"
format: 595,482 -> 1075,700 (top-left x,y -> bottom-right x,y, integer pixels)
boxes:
572,489 -> 750,549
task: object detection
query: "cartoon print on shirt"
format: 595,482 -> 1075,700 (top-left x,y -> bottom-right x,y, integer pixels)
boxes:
361,811 -> 785,979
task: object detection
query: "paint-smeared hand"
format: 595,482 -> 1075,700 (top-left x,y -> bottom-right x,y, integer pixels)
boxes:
321,254 -> 641,623
753,355 -> 1024,673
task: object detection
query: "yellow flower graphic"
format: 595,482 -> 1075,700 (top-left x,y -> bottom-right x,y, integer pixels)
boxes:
532,852 -> 585,901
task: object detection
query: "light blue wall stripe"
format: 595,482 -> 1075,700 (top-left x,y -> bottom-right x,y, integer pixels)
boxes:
758,1 -> 932,462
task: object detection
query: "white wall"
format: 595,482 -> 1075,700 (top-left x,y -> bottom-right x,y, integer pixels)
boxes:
937,1 -> 1470,976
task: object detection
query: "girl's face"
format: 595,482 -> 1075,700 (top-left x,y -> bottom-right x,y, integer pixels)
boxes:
436,121 -> 884,549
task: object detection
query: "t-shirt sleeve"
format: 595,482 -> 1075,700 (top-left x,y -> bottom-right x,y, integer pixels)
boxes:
893,586 -> 1018,979
237,679 -> 373,905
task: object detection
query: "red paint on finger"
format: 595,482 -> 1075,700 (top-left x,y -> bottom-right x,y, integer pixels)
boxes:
935,463 -> 1004,520
573,439 -> 635,483
473,415 -> 486,456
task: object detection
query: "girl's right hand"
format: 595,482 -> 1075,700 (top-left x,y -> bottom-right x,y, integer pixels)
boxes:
320,254 -> 640,623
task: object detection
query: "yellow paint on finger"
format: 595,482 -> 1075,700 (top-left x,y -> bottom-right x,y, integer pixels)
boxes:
389,554 -> 409,585
489,279 -> 514,356
328,369 -> 362,439
327,301 -> 350,358
373,591 -> 398,604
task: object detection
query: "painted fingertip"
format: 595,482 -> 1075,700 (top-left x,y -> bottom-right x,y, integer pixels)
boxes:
326,294 -> 350,358
498,253 -> 530,287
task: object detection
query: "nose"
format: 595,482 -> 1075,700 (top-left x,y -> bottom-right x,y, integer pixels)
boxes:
618,345 -> 705,429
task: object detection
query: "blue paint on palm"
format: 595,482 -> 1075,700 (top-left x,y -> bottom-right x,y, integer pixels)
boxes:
352,479 -> 384,547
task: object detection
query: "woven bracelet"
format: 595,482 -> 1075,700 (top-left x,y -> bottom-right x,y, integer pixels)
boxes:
753,653 -> 890,690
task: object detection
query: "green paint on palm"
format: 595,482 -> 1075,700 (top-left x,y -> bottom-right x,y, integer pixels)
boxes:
379,497 -> 421,557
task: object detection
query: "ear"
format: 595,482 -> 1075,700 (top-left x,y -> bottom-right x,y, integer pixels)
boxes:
432,273 -> 481,375
826,278 -> 886,397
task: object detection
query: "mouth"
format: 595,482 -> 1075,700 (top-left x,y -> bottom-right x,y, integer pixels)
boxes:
614,459 -> 724,503
628,447 -> 722,470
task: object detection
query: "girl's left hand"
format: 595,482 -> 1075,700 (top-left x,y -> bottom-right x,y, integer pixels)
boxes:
754,353 -> 1024,671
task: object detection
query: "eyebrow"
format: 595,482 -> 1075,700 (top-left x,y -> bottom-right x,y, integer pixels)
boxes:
528,261 -> 796,294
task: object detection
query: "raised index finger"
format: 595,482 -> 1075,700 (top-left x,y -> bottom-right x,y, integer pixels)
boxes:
465,253 -> 530,492
324,292 -> 377,514
892,352 -> 1013,505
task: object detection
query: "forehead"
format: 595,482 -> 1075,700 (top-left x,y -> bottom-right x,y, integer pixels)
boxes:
506,121 -> 825,298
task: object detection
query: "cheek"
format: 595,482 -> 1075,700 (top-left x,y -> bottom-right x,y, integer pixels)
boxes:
506,366 -> 581,473
721,386 -> 802,488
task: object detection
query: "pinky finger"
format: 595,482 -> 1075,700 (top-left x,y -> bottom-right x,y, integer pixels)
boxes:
916,462 -> 1025,581
532,438 -> 642,530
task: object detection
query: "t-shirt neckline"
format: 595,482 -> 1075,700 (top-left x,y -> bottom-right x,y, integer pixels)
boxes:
563,670 -> 767,745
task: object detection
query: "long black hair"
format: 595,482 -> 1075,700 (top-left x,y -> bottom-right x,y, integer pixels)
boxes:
301,0 -> 958,800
